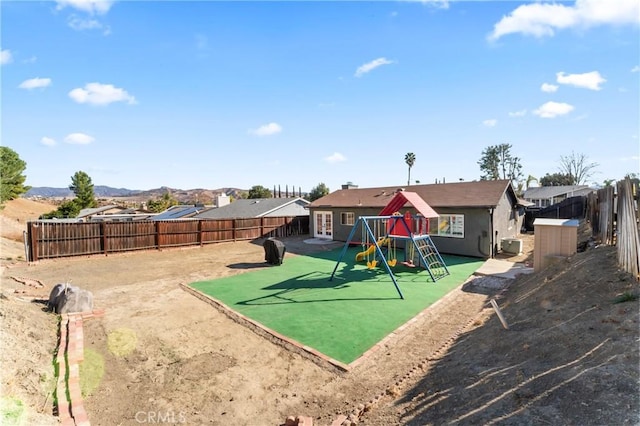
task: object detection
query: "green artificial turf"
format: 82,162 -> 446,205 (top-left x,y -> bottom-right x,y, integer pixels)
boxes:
190,246 -> 484,364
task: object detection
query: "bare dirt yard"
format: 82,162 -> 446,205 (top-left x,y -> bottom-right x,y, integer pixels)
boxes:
1,198 -> 638,425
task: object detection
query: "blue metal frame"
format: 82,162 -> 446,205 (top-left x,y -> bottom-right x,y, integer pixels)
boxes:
329,215 -> 449,300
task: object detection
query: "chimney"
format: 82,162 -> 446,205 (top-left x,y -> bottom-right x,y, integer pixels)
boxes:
341,182 -> 358,190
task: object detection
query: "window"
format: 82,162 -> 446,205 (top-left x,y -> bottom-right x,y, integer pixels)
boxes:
340,212 -> 355,226
429,214 -> 464,238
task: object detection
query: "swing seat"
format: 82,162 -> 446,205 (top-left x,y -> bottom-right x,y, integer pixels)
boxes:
401,260 -> 416,268
388,259 -> 397,267
367,260 -> 378,269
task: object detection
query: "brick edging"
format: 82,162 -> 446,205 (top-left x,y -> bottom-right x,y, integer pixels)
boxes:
54,309 -> 105,426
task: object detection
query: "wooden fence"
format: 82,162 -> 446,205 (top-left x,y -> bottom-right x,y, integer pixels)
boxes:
586,178 -> 639,279
26,216 -> 309,262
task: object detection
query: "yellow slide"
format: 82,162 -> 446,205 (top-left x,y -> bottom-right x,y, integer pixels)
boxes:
356,238 -> 390,262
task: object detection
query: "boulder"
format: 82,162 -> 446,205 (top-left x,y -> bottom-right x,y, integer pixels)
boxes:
47,283 -> 93,314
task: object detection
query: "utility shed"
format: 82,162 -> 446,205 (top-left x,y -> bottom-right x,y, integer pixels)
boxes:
533,218 -> 579,272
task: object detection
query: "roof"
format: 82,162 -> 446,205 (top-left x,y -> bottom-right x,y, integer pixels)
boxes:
523,185 -> 593,200
309,180 -> 517,209
379,191 -> 439,218
77,205 -> 127,218
152,205 -> 211,220
533,218 -> 580,227
195,197 -> 310,219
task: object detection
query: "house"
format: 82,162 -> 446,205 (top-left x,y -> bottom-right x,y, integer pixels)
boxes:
152,204 -> 213,220
77,205 -> 153,222
523,185 -> 594,208
194,197 -> 310,219
308,180 -> 528,258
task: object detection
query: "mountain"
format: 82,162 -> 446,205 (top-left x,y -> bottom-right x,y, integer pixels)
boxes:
24,186 -> 247,204
25,186 -> 142,198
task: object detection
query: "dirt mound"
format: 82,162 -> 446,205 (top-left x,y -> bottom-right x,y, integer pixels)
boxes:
0,198 -> 54,241
364,245 -> 639,425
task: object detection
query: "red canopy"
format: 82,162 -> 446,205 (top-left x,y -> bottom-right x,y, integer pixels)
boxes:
379,191 -> 439,218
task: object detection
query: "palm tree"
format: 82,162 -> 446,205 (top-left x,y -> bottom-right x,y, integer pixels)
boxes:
404,152 -> 416,186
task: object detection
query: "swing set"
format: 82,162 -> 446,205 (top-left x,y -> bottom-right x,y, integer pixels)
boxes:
329,191 -> 450,299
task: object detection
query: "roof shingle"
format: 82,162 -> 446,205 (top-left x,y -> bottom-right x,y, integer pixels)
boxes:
309,180 -> 515,209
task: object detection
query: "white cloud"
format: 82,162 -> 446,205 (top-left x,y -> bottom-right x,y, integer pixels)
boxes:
325,152 -> 346,164
41,137 -> 57,146
404,0 -> 449,9
533,101 -> 575,118
68,15 -> 101,30
541,83 -> 558,93
556,71 -> 606,90
508,109 -> 527,117
482,119 -> 497,127
488,0 -> 640,41
69,83 -> 136,105
1,49 -> 13,65
18,77 -> 52,90
23,56 -> 37,64
56,0 -> 114,15
355,57 -> 394,78
631,65 -> 640,73
249,122 -> 282,137
64,133 -> 95,145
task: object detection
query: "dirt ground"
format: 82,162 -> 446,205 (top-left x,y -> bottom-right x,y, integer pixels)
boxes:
1,199 -> 638,425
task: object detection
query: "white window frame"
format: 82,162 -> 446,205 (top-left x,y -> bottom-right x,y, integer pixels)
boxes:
340,211 -> 355,226
430,214 -> 464,238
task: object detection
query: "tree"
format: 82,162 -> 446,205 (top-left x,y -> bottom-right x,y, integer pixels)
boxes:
147,192 -> 178,213
478,143 -> 523,187
40,199 -> 81,219
69,171 -> 97,209
40,171 -> 97,218
247,185 -> 272,199
0,147 -> 30,203
558,151 -> 599,185
308,183 -> 330,202
404,153 -> 416,186
539,172 -> 573,186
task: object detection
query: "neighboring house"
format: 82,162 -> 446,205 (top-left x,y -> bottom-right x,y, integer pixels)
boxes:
152,204 -> 213,220
308,180 -> 529,259
77,205 -> 130,220
523,185 -> 594,208
76,205 -> 152,222
194,197 -> 310,219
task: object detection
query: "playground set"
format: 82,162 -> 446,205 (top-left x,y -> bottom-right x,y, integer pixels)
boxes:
330,191 -> 450,299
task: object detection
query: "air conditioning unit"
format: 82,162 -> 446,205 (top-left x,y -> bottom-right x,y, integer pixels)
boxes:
500,238 -> 523,255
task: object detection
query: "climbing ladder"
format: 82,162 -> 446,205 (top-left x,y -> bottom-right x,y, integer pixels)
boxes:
410,236 -> 450,281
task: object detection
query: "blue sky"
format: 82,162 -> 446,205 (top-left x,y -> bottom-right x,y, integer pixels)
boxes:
2,0 -> 639,192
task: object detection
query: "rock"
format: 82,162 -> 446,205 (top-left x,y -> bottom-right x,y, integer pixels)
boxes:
48,283 -> 94,314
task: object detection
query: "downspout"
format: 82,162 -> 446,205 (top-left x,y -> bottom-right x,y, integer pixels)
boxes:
489,207 -> 495,259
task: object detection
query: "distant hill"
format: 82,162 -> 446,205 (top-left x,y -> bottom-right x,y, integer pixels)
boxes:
25,186 -> 247,204
25,186 -> 142,198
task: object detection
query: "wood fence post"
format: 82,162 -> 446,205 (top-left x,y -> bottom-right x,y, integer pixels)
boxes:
198,220 -> 203,247
101,222 -> 107,255
29,222 -> 39,262
155,221 -> 161,249
233,219 -> 236,242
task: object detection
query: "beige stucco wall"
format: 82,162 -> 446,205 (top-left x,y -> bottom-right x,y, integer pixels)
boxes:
533,219 -> 579,271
